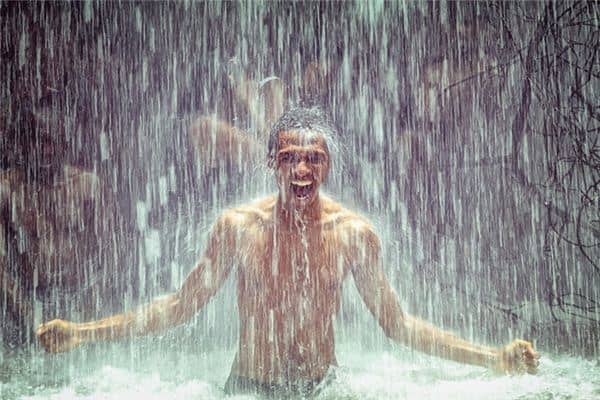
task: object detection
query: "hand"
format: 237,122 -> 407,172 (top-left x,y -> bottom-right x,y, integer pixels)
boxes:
37,319 -> 82,353
495,339 -> 540,374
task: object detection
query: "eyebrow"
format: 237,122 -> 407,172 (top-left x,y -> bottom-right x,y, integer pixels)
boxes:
277,148 -> 328,156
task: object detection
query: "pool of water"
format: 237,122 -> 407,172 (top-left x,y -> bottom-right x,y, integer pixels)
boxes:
2,338 -> 598,400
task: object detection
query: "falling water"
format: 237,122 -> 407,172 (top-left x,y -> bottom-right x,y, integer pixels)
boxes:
1,1 -> 599,399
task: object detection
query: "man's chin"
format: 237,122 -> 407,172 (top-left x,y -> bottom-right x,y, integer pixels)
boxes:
280,192 -> 315,209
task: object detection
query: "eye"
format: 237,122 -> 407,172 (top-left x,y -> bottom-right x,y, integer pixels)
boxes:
278,152 -> 293,164
307,152 -> 326,164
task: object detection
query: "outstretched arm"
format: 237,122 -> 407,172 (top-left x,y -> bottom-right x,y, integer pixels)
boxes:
37,211 -> 241,352
348,222 -> 539,374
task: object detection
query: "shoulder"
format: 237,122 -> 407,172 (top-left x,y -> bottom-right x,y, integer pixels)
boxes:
322,196 -> 379,241
323,197 -> 381,250
216,195 -> 276,230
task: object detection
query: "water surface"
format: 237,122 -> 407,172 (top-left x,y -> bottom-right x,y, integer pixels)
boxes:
2,340 -> 598,400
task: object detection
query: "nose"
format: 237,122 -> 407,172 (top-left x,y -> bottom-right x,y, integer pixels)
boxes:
293,160 -> 310,178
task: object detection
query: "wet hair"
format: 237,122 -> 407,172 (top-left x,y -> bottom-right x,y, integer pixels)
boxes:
267,106 -> 338,166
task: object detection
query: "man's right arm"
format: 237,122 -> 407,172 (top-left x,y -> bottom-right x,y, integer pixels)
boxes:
37,211 -> 242,352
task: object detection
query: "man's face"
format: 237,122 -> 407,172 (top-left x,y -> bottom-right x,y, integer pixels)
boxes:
275,130 -> 330,210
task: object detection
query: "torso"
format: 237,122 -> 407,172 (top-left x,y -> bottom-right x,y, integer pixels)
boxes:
227,195 -> 365,384
1,166 -> 104,288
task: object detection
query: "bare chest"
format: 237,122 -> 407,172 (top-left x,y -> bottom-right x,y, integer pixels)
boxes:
238,226 -> 349,313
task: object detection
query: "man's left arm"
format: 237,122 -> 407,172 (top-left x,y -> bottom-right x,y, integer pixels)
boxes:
348,222 -> 539,374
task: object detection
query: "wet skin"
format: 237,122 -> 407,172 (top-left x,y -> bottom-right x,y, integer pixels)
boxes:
37,130 -> 540,384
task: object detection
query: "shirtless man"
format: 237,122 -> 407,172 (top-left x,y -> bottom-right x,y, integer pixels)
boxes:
1,98 -> 120,345
38,107 -> 539,397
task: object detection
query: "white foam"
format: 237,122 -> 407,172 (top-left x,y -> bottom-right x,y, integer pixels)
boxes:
10,344 -> 600,400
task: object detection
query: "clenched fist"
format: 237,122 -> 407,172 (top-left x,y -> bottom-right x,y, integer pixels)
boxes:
37,319 -> 82,353
495,339 -> 540,374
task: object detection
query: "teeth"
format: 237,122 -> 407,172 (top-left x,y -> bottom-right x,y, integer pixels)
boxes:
291,180 -> 312,187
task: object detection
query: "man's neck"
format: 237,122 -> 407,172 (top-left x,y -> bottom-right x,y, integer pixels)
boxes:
276,195 -> 322,230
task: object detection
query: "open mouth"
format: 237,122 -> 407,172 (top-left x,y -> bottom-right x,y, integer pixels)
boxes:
291,180 -> 314,200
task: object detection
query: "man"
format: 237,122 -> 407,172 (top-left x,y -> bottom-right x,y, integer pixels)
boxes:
38,107 -> 539,397
1,96 -> 121,345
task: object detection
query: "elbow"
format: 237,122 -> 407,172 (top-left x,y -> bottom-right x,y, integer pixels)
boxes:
380,323 -> 397,341
379,310 -> 409,343
171,290 -> 212,327
144,295 -> 190,333
369,290 -> 410,343
169,297 -> 195,327
382,323 -> 409,344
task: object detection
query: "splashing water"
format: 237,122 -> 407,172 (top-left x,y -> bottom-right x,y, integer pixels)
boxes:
2,340 -> 600,400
